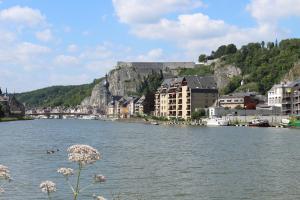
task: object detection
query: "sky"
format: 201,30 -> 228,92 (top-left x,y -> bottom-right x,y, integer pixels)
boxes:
0,0 -> 300,92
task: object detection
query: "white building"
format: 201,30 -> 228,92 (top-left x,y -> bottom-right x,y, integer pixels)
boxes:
267,83 -> 289,108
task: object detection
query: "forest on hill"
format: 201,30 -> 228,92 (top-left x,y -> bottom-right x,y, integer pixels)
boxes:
16,78 -> 102,108
197,38 -> 300,94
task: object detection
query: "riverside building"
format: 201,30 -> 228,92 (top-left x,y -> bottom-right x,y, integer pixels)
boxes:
268,80 -> 300,115
154,76 -> 218,120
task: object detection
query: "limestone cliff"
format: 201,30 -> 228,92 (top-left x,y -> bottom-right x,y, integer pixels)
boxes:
282,62 -> 300,82
81,62 -> 193,109
212,61 -> 242,90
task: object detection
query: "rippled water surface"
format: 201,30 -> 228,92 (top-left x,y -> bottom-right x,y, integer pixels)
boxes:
1,119 -> 300,200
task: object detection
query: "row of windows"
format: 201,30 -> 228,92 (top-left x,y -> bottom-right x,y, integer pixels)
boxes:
220,99 -> 243,103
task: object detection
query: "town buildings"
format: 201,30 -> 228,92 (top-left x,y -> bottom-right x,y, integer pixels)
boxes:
0,88 -> 25,117
219,92 -> 261,109
267,80 -> 300,115
267,83 -> 289,108
107,95 -> 150,118
154,76 -> 218,120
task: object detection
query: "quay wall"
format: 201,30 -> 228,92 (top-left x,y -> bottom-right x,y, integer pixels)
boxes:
224,115 -> 289,125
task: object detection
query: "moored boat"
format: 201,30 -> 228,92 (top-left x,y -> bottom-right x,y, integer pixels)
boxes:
206,118 -> 229,126
249,119 -> 269,127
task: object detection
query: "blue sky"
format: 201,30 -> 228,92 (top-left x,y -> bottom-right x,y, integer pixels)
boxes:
0,0 -> 300,92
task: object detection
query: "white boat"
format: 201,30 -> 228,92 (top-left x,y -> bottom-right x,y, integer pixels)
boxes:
151,121 -> 159,125
281,118 -> 290,125
81,115 -> 98,120
206,118 -> 229,126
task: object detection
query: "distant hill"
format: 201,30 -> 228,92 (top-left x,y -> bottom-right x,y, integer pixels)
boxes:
197,38 -> 300,94
16,78 -> 102,108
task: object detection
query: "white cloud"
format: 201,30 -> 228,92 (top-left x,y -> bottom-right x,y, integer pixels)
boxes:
35,29 -> 53,42
0,30 -> 16,44
112,0 -> 203,24
129,13 -> 283,57
67,44 -> 79,52
137,48 -> 164,61
54,55 -> 80,66
0,6 -> 45,27
247,0 -> 300,24
133,13 -> 229,40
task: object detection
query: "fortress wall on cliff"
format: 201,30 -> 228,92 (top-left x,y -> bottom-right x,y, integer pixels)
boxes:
117,62 -> 195,70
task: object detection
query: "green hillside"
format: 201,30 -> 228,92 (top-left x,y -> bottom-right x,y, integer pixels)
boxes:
16,78 -> 103,108
198,38 -> 300,94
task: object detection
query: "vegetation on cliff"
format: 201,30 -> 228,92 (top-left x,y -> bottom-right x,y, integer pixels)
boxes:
199,39 -> 300,94
16,78 -> 102,108
137,70 -> 164,96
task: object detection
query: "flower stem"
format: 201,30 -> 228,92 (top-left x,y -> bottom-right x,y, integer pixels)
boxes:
74,163 -> 82,200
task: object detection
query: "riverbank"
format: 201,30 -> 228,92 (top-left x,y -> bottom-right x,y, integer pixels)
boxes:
0,116 -> 33,122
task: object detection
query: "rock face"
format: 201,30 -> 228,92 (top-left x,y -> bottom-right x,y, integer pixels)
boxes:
213,64 -> 242,90
108,62 -> 195,96
282,63 -> 300,82
81,62 -> 195,110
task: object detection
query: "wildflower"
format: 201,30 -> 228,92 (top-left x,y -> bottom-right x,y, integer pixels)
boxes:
0,187 -> 4,193
94,174 -> 106,183
0,165 -> 10,180
57,167 -> 74,177
40,181 -> 56,193
68,145 -> 101,165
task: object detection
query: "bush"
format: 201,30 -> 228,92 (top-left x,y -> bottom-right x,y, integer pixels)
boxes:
191,109 -> 206,120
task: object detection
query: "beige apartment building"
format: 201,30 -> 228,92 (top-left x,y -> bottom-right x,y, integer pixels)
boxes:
155,76 -> 218,120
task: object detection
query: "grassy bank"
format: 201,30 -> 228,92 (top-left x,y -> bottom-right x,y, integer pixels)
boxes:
0,116 -> 33,122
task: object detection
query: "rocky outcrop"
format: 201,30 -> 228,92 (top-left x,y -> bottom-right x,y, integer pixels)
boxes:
81,62 -> 191,110
213,63 -> 242,90
282,62 -> 300,82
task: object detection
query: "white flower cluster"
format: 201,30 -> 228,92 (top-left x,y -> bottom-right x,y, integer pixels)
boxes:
40,181 -> 56,193
57,167 -> 74,177
0,165 -> 10,180
94,174 -> 106,183
68,145 -> 101,165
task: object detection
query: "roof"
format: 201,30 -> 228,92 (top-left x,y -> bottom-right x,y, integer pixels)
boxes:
185,76 -> 217,89
220,92 -> 257,99
161,77 -> 184,87
158,75 -> 217,93
287,79 -> 300,87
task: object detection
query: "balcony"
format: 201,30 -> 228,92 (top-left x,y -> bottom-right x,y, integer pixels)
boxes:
282,101 -> 292,104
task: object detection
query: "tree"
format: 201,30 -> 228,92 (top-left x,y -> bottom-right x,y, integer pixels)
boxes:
267,42 -> 274,49
226,44 -> 237,54
191,109 -> 206,120
198,54 -> 207,62
214,45 -> 227,58
261,41 -> 265,49
0,104 -> 5,118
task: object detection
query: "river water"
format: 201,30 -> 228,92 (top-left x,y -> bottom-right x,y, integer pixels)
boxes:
1,119 -> 300,200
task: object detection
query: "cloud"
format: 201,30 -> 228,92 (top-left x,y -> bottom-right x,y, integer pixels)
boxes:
246,0 -> 300,24
129,13 -> 283,57
112,0 -> 292,57
112,0 -> 203,24
67,44 -> 79,52
0,6 -> 45,27
54,55 -> 80,66
133,13 -> 229,40
35,29 -> 53,42
137,48 -> 164,61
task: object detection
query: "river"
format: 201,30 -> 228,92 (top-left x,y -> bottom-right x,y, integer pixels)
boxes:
1,119 -> 300,200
